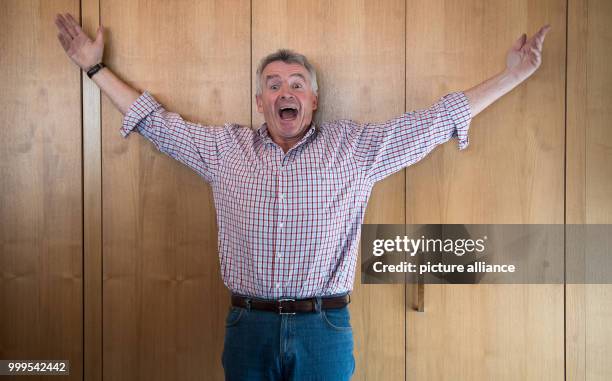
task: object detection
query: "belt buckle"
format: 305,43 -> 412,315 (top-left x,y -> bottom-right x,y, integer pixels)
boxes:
277,298 -> 296,315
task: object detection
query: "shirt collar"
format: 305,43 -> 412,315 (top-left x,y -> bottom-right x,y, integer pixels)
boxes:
257,121 -> 318,144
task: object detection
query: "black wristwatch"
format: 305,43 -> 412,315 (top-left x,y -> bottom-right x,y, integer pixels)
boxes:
86,62 -> 106,78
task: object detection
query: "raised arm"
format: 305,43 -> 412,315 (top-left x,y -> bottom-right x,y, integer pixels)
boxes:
464,24 -> 551,118
347,25 -> 552,184
54,12 -> 229,185
54,12 -> 139,114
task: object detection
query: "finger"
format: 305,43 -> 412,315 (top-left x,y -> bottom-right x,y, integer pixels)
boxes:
65,13 -> 83,35
535,26 -> 550,51
541,25 -> 551,40
66,12 -> 78,25
537,25 -> 551,37
533,33 -> 543,51
521,35 -> 536,53
63,13 -> 79,38
55,15 -> 74,39
525,30 -> 542,52
512,33 -> 527,51
536,36 -> 543,51
56,14 -> 75,39
57,33 -> 71,52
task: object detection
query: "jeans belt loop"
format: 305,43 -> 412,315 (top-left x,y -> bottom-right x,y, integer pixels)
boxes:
245,297 -> 251,311
314,296 -> 322,313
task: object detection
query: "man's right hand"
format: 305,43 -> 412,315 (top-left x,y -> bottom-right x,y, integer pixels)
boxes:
54,13 -> 144,117
55,13 -> 105,71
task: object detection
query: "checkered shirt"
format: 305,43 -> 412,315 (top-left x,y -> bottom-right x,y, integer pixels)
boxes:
120,90 -> 472,299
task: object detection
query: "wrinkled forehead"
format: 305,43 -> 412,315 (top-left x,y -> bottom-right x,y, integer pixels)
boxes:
261,61 -> 310,81
264,73 -> 307,85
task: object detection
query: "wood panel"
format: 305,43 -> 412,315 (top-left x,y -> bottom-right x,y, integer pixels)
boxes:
81,1 -> 103,380
252,1 -> 406,379
404,0 -> 566,379
567,0 -> 612,379
3,1 -> 610,380
100,1 -> 250,380
0,0 -> 83,379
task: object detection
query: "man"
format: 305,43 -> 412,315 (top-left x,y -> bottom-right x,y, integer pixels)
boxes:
55,12 -> 550,380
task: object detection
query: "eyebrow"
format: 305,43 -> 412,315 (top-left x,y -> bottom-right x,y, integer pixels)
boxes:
265,73 -> 307,83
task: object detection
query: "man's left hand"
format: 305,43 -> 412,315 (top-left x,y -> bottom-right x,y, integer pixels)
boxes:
505,24 -> 552,81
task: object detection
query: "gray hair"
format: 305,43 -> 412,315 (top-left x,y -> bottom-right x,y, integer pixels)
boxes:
255,49 -> 318,96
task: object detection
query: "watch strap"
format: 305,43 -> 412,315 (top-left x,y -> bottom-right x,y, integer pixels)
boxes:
86,62 -> 105,78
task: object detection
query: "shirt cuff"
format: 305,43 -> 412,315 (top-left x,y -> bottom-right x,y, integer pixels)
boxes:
120,91 -> 162,138
444,91 -> 473,150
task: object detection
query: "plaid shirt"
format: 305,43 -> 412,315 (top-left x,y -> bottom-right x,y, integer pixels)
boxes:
120,90 -> 472,300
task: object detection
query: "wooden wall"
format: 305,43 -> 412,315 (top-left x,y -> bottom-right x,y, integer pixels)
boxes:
99,1 -> 250,380
0,1 -> 83,380
404,0 -> 566,379
0,0 -> 610,380
566,0 -> 612,380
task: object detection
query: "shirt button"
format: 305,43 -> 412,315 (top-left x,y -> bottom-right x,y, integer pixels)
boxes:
279,193 -> 285,200
279,222 -> 284,228
277,252 -> 283,258
275,283 -> 281,289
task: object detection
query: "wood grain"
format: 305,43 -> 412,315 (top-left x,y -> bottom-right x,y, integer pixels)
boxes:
567,0 -> 612,379
82,1 -> 103,380
0,0 -> 83,379
404,0 -> 566,379
100,1 -> 250,380
4,1 -> 610,379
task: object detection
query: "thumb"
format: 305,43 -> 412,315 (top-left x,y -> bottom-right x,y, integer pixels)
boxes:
512,33 -> 527,51
95,25 -> 104,44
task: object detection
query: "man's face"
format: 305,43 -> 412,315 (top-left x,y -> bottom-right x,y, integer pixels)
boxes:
256,61 -> 318,149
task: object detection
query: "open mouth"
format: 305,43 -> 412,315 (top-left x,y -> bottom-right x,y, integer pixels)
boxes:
278,106 -> 299,121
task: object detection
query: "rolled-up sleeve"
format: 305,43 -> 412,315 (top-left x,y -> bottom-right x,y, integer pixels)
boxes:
346,91 -> 472,184
120,91 -> 229,184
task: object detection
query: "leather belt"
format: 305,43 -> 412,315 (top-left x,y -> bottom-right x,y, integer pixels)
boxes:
231,293 -> 351,315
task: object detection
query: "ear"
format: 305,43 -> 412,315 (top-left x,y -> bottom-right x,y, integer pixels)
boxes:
256,94 -> 263,114
312,95 -> 318,111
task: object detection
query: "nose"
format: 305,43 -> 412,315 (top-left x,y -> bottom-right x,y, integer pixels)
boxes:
279,83 -> 295,100
280,92 -> 295,100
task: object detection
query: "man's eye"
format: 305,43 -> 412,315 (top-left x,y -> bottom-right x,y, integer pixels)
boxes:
292,83 -> 302,88
270,85 -> 279,90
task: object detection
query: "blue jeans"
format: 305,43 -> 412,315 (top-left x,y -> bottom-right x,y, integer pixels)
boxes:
221,294 -> 355,380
